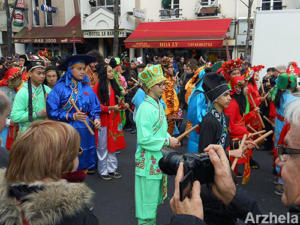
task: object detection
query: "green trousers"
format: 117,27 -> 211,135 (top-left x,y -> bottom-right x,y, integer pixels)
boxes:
135,175 -> 166,223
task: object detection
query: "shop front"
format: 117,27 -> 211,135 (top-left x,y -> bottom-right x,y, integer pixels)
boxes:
125,18 -> 233,62
13,16 -> 85,56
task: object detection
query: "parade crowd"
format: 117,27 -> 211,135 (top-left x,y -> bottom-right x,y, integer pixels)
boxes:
0,49 -> 299,225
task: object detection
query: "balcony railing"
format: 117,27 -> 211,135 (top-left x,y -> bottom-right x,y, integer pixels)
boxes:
196,6 -> 219,17
256,5 -> 287,11
159,8 -> 182,19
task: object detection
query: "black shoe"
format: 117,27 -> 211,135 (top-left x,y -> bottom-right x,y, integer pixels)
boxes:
109,172 -> 122,179
87,168 -> 96,174
99,174 -> 112,181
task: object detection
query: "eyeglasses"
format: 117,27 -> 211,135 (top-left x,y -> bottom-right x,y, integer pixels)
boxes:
78,147 -> 83,156
156,82 -> 166,88
277,145 -> 300,162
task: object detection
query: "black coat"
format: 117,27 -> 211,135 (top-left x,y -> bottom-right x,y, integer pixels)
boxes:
0,169 -> 99,225
0,147 -> 8,168
170,185 -> 300,225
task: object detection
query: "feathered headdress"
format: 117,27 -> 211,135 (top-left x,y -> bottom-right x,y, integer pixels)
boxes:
221,59 -> 243,80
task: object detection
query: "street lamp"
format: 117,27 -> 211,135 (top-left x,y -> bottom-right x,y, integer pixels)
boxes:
72,30 -> 77,55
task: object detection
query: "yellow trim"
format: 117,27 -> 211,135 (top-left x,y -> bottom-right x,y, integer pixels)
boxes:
70,62 -> 85,69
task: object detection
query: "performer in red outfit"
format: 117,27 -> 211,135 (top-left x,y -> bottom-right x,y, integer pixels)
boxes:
93,63 -> 127,180
246,65 -> 265,108
224,76 -> 259,182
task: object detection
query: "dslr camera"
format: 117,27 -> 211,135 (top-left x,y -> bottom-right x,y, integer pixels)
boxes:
159,149 -> 214,201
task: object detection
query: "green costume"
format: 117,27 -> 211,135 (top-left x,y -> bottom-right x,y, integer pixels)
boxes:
10,82 -> 51,133
135,65 -> 170,225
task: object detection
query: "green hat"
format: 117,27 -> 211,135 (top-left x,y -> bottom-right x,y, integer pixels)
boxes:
138,65 -> 166,89
277,73 -> 297,90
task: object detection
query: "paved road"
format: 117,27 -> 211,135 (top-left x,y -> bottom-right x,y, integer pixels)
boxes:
86,132 -> 286,225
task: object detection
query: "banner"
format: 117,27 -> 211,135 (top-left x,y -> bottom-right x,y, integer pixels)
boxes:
13,9 -> 24,27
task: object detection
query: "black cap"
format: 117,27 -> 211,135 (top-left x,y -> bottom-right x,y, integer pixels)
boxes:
26,60 -> 45,72
203,72 -> 230,103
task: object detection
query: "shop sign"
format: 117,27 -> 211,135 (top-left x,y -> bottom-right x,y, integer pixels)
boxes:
125,40 -> 223,48
83,30 -> 127,38
13,37 -> 85,44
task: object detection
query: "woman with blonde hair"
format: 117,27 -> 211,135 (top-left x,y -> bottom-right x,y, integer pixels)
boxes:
0,120 -> 99,225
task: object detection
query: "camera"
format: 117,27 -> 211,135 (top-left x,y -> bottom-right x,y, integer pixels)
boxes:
159,149 -> 214,201
297,77 -> 300,88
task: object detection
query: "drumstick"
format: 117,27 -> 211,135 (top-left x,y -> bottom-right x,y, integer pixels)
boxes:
248,130 -> 266,138
126,84 -> 139,93
263,115 -> 275,128
253,130 -> 273,146
247,125 -> 258,133
231,134 -> 247,170
177,125 -> 199,141
249,94 -> 265,128
70,99 -> 95,135
261,81 -> 268,107
116,95 -> 134,114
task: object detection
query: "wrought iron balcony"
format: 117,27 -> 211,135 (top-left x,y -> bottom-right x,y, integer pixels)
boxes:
159,8 -> 182,19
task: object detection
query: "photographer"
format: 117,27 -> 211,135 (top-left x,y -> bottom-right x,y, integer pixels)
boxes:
170,99 -> 300,225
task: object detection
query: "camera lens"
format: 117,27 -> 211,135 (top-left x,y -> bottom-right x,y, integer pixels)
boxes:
159,149 -> 184,175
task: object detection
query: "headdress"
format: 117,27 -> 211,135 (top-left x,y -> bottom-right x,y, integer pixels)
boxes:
203,72 -> 230,103
286,62 -> 300,76
138,65 -> 166,90
0,68 -> 22,86
245,65 -> 265,81
221,59 -> 243,80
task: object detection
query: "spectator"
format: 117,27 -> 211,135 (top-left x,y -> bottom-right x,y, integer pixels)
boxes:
44,65 -> 60,89
170,99 -> 300,225
0,91 -> 10,168
0,120 -> 99,225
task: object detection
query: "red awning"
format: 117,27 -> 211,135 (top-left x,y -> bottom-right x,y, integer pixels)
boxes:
125,18 -> 232,48
13,16 -> 85,44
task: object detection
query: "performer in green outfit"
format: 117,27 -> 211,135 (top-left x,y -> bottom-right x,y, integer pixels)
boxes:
11,58 -> 51,134
135,65 -> 181,225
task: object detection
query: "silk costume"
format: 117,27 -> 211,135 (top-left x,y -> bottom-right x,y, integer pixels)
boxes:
47,66 -> 101,170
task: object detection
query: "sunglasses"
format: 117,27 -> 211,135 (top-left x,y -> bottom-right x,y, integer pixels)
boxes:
277,145 -> 300,162
78,147 -> 83,156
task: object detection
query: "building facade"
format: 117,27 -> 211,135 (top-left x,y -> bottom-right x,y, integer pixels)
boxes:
80,0 -> 137,56
12,0 -> 85,56
125,0 -> 300,61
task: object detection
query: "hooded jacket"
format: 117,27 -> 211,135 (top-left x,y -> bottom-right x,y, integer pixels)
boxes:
0,169 -> 99,225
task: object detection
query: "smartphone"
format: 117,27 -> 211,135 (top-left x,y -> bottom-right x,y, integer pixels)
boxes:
179,170 -> 194,201
297,77 -> 300,88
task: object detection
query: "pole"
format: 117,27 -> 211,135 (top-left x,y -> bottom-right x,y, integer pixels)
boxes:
72,30 -> 77,55
113,0 -> 120,57
244,0 -> 253,58
5,0 -> 18,56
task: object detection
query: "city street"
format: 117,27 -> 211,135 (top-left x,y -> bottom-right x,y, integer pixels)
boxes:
86,131 -> 287,225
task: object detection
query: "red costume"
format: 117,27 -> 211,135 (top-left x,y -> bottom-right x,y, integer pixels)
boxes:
93,82 -> 126,152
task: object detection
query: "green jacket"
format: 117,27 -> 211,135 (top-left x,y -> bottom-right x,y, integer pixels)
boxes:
135,95 -> 171,180
11,82 -> 51,133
